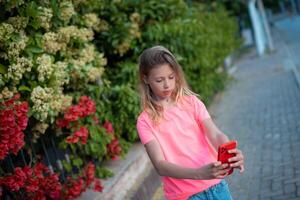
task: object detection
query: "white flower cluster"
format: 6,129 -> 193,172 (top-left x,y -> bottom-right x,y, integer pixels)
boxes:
37,7 -> 53,30
7,16 -> 28,30
42,26 -> 94,54
72,0 -> 86,6
6,57 -> 33,84
31,86 -> 52,121
115,39 -> 131,56
7,31 -> 28,59
95,52 -> 107,67
31,86 -> 71,122
52,61 -> 69,87
83,13 -> 109,32
129,12 -> 141,39
116,12 -> 141,56
129,23 -> 141,39
58,26 -> 94,42
59,1 -> 76,23
0,87 -> 16,100
36,54 -> 69,87
0,23 -> 14,42
130,12 -> 140,24
37,54 -> 54,82
0,20 -> 28,60
71,44 -> 95,68
32,122 -> 49,142
87,67 -> 104,82
42,32 -> 66,54
67,44 -> 106,82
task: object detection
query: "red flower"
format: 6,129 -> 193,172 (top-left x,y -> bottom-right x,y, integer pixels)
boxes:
1,167 -> 26,191
25,177 -> 39,193
64,105 -> 82,122
66,135 -> 79,144
55,96 -> 96,145
94,179 -> 103,192
84,163 -> 95,187
107,137 -> 122,160
15,102 -> 29,130
66,126 -> 89,144
56,119 -> 69,128
0,95 -> 28,160
78,96 -> 96,116
103,121 -> 114,134
63,177 -> 84,200
92,115 -> 99,124
41,173 -> 62,200
1,163 -> 62,199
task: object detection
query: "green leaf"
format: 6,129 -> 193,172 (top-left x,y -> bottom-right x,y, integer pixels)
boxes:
90,143 -> 98,154
62,160 -> 72,172
25,46 -> 44,54
18,85 -> 31,92
0,64 -> 6,74
90,126 -> 101,141
96,166 -> 114,179
72,157 -> 83,168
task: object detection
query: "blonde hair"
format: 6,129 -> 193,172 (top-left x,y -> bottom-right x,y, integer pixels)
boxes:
138,45 -> 196,123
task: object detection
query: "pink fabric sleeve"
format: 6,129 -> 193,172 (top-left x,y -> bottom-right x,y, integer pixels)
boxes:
191,95 -> 211,124
136,115 -> 155,145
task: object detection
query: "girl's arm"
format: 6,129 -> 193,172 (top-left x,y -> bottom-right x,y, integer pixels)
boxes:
202,118 -> 245,172
201,118 -> 230,150
144,139 -> 230,180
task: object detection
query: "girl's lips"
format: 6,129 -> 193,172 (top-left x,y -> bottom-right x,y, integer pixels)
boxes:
163,90 -> 172,94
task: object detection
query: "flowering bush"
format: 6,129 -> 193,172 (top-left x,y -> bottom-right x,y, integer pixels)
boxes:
0,162 -> 103,199
0,0 -> 117,198
0,163 -> 61,199
62,163 -> 103,200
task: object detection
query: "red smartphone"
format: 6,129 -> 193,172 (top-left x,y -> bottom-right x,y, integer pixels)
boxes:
217,140 -> 238,175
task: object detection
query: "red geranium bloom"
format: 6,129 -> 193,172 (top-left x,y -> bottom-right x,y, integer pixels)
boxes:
103,121 -> 114,134
56,119 -> 69,128
64,105 -> 82,122
107,137 -> 122,160
84,163 -> 95,186
94,179 -> 103,192
78,96 -> 96,117
66,135 -> 79,144
0,95 -> 28,160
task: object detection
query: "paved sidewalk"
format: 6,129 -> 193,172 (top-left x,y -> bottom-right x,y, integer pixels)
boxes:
210,22 -> 300,200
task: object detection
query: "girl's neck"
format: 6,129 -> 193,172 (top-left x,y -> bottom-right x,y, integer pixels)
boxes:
155,96 -> 175,108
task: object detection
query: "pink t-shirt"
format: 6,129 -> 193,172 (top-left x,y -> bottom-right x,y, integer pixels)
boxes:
136,95 -> 221,200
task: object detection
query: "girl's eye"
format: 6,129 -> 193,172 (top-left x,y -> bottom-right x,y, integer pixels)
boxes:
156,80 -> 163,83
169,76 -> 174,79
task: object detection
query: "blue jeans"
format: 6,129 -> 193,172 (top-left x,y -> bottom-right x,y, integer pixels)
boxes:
188,180 -> 233,200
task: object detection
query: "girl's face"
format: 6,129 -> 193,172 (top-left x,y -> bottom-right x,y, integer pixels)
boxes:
145,63 -> 176,101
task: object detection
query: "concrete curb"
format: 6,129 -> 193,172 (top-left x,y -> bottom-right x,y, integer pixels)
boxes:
78,143 -> 152,200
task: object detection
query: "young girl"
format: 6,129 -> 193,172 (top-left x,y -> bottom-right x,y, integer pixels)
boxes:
136,46 -> 244,200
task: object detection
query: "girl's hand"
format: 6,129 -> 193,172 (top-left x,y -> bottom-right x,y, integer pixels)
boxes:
228,148 -> 245,173
197,161 -> 231,180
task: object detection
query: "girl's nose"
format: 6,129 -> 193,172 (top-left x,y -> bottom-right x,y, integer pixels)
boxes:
163,80 -> 169,89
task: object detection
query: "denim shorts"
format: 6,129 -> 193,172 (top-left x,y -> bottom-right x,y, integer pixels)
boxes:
188,180 -> 233,200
